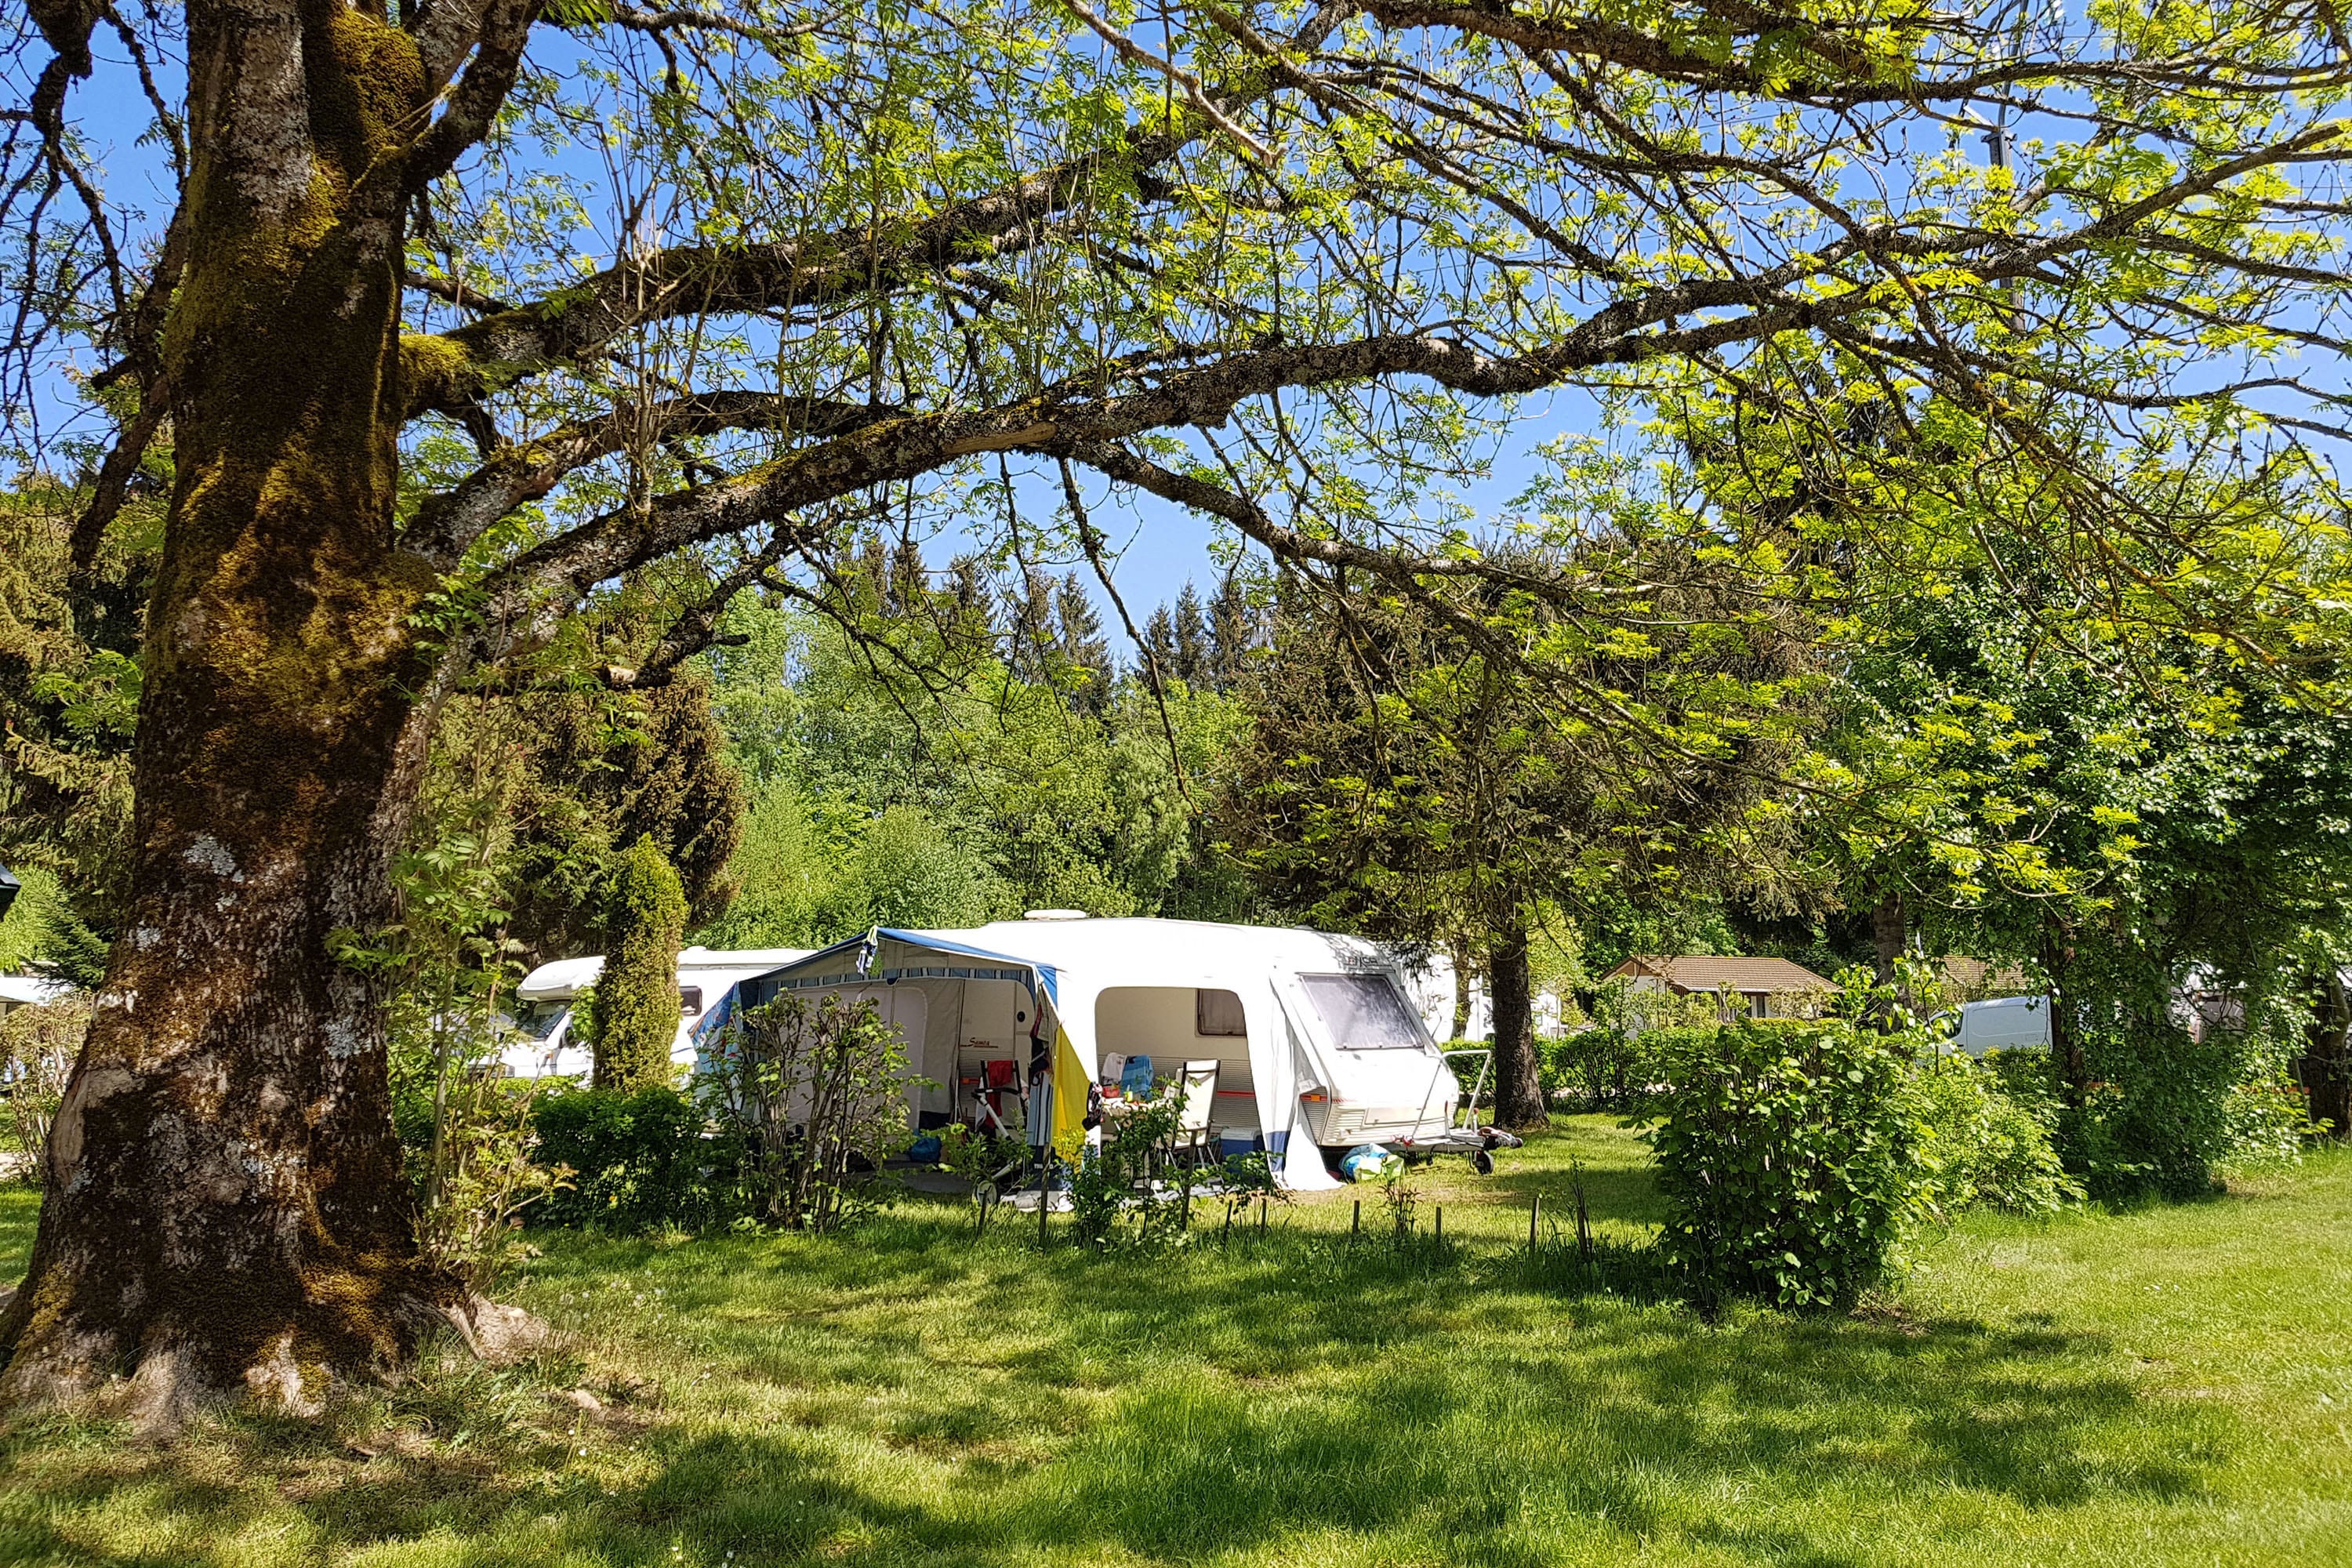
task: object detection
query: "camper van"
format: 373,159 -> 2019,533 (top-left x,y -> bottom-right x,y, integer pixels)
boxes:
499,945 -> 812,1078
709,916 -> 1467,1191
1933,994 -> 2054,1056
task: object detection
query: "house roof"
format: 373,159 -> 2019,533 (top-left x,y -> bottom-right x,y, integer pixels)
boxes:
1602,955 -> 1833,994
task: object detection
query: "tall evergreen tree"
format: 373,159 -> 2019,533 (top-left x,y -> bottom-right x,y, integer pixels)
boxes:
584,837 -> 688,1093
1056,572 -> 1112,713
1172,583 -> 1210,688
1142,604 -> 1179,686
1207,572 -> 1256,692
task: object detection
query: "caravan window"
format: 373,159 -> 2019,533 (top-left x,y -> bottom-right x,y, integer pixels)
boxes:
1196,988 -> 1247,1036
512,1001 -> 568,1041
1300,974 -> 1425,1051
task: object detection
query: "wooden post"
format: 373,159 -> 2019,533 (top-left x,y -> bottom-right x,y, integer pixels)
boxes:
1530,1192 -> 1541,1255
1037,1156 -> 1050,1249
1351,1198 -> 1361,1247
1435,1205 -> 1443,1247
1258,1195 -> 1268,1236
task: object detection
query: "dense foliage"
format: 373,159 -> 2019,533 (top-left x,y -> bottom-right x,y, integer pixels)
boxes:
531,1087 -> 745,1234
695,575 -> 1258,946
583,838 -> 689,1092
1646,1019 -> 1933,1312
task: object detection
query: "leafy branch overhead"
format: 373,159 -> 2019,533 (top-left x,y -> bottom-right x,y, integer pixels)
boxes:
14,0 -> 2352,713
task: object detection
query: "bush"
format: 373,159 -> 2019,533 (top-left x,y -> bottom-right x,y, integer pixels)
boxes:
1560,1024 -> 1705,1113
422,1073 -> 572,1290
1912,1055 -> 2082,1217
584,836 -> 687,1092
710,991 -> 920,1232
2218,1074 -> 2319,1171
532,1084 -> 743,1231
2071,1021 -> 2256,1199
1645,1018 -> 1930,1313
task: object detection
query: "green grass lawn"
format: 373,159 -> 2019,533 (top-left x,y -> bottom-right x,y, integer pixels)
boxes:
1,1120 -> 2347,1566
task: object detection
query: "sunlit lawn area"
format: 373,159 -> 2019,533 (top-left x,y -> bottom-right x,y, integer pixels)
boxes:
1,1119 -> 2347,1566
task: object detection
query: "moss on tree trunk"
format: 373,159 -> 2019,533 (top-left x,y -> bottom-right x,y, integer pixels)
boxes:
0,2 -> 472,1416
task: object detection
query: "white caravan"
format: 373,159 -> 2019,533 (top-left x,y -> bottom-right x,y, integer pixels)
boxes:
1933,994 -> 2054,1056
0,975 -> 74,1016
711,916 -> 1469,1191
499,945 -> 812,1079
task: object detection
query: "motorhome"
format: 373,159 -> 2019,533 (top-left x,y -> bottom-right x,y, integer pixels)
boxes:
499,945 -> 812,1078
1933,994 -> 2054,1055
0,975 -> 72,1017
710,915 -> 1468,1191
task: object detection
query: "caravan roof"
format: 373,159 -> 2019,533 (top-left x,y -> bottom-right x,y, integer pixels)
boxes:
517,945 -> 816,1003
0,974 -> 74,1012
753,917 -> 1403,999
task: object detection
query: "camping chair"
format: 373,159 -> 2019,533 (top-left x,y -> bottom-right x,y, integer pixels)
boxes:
1172,1059 -> 1219,1166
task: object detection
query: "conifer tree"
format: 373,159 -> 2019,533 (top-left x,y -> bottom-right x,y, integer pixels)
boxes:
1056,572 -> 1112,713
584,837 -> 688,1093
1172,583 -> 1210,688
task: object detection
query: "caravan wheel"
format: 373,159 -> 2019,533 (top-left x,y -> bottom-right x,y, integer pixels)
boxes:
1470,1149 -> 1496,1177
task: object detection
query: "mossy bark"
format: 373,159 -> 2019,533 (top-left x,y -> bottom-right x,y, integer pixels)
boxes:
0,0 -> 468,1415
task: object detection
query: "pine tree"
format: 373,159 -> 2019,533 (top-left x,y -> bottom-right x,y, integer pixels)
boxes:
1172,581 -> 1210,688
1008,568 -> 1058,684
1142,604 -> 1178,687
1207,571 -> 1255,692
1057,572 -> 1112,713
946,554 -> 996,648
888,536 -> 928,619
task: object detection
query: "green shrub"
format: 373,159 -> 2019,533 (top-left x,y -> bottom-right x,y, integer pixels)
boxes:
532,1084 -> 743,1232
713,991 -> 921,1233
1645,1018 -> 1930,1313
1541,1027 -> 1671,1113
583,836 -> 687,1092
1912,1055 -> 2082,1217
2069,1021 -> 2253,1199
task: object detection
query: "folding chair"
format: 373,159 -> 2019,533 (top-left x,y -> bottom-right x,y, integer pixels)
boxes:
1174,1059 -> 1220,1165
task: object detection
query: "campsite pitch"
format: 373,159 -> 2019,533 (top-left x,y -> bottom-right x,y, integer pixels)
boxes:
0,1120 -> 2347,1566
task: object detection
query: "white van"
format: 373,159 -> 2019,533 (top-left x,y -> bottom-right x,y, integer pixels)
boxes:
1933,994 -> 2053,1055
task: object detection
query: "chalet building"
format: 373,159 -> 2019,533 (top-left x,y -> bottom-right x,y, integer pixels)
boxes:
1601,954 -> 1835,1021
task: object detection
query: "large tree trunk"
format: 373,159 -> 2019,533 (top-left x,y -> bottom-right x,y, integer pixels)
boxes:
0,3 -> 462,1416
2304,970 -> 2352,1141
1869,887 -> 1907,1026
1490,920 -> 1547,1131
2042,922 -> 2086,1106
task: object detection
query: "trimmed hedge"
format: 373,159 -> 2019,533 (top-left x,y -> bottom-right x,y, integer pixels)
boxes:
584,836 -> 688,1092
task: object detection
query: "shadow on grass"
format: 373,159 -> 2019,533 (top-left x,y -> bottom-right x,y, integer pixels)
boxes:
0,1156 -> 2236,1568
587,1298 -> 2199,1568
559,1225 -> 2203,1566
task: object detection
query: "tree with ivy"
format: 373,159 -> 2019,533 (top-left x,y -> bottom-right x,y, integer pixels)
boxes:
6,0 -> 2352,1409
583,837 -> 688,1093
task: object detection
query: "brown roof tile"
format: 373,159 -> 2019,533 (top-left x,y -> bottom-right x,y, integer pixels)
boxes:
1602,955 -> 1834,994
